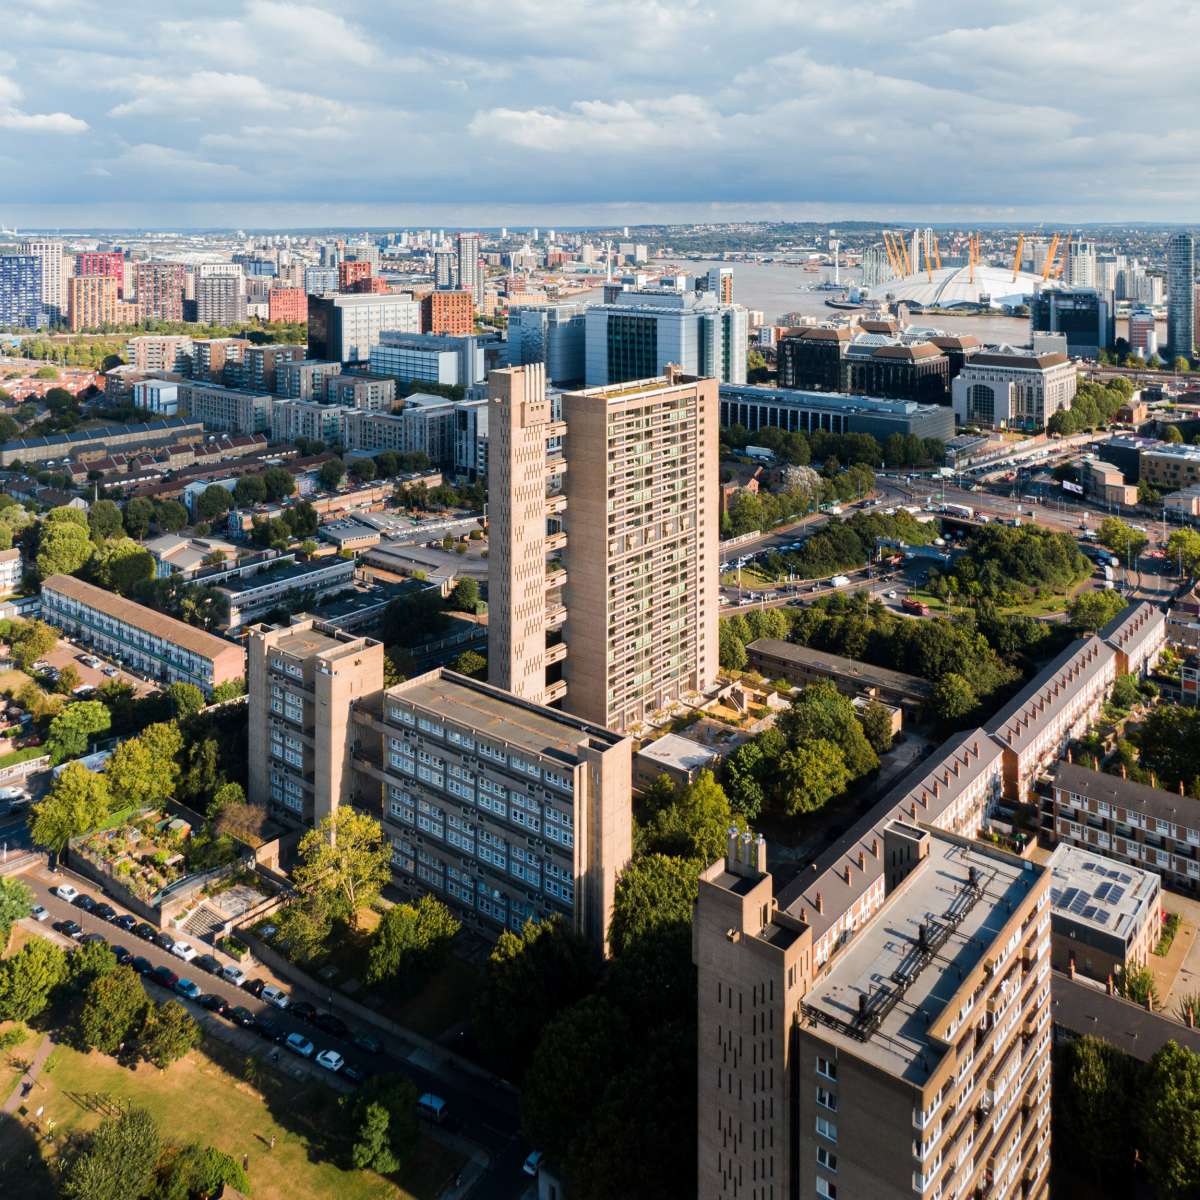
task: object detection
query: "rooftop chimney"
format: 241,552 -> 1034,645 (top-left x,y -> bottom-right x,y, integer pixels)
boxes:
815,892 -> 824,914
858,850 -> 866,870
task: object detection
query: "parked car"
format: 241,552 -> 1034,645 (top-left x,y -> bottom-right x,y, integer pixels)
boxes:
111,945 -> 132,965
315,1049 -> 344,1073
255,1017 -> 286,1043
93,902 -> 117,922
197,994 -> 228,1015
174,978 -> 201,1001
194,954 -> 222,976
130,956 -> 153,975
55,919 -> 83,939
79,932 -> 106,947
352,1032 -> 382,1055
243,978 -> 267,998
342,1063 -> 365,1086
133,922 -> 157,942
417,1094 -> 448,1123
151,965 -> 180,989
170,941 -> 198,962
113,914 -> 137,932
290,1000 -> 317,1023
72,894 -> 97,913
261,985 -> 289,1009
29,905 -> 48,922
523,1151 -> 544,1177
229,1005 -> 256,1028
154,931 -> 176,951
221,965 -> 247,987
313,1012 -> 349,1039
285,1032 -> 315,1058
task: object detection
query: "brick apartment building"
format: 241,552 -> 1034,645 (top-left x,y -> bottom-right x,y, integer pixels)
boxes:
268,287 -> 308,324
421,289 -> 474,336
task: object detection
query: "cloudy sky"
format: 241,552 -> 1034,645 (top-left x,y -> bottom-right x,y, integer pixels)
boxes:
3,0 -> 1198,229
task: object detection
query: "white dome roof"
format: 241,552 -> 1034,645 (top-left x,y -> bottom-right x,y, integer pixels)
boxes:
885,265 -> 1044,308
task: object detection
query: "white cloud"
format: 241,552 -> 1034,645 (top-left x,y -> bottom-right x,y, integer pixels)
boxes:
0,72 -> 87,133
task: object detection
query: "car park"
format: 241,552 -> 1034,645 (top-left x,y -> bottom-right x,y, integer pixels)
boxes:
221,965 -> 247,987
93,903 -> 117,922
286,1032 -> 315,1058
30,905 -> 48,922
170,941 -> 197,962
133,922 -> 157,942
113,914 -> 137,932
315,1049 -> 344,1073
194,954 -> 222,976
174,978 -> 201,1001
72,894 -> 97,913
261,985 -> 289,1009
130,956 -> 153,975
151,965 -> 180,989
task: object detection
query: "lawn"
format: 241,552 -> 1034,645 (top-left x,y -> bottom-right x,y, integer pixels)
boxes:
1,1037 -> 463,1200
0,1019 -> 40,1101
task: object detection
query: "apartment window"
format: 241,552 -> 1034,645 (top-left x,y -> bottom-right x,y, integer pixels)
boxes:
817,1147 -> 837,1172
815,1087 -> 837,1112
816,1056 -> 837,1081
816,1179 -> 837,1200
815,1116 -> 837,1143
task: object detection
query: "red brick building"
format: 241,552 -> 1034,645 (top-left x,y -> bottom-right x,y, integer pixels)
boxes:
268,287 -> 308,324
135,262 -> 186,322
339,261 -> 372,291
74,251 -> 125,296
421,289 -> 473,335
349,276 -> 390,294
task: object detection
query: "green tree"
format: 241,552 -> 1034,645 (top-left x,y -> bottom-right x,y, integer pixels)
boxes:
1068,588 -> 1126,633
1115,964 -> 1159,1007
293,809 -> 391,928
94,538 -> 155,595
284,499 -> 318,537
0,876 -> 33,946
155,1143 -> 250,1200
609,854 -> 700,959
367,894 -> 462,987
451,649 -> 487,678
139,998 -> 200,1068
47,699 -> 113,764
78,964 -> 149,1055
347,1075 -> 419,1172
1167,527 -> 1200,576
932,672 -> 979,721
210,678 -> 247,703
1165,423 -> 1185,444
349,457 -> 377,482
858,700 -> 895,754
523,995 -> 629,1162
87,498 -> 124,542
778,739 -> 850,815
261,465 -> 296,502
206,780 -> 245,821
165,681 -> 205,721
195,485 -> 233,521
473,916 -> 598,1080
61,1106 -> 161,1200
319,458 -> 346,490
351,1102 -> 399,1172
30,762 -> 112,851
1053,1035 -> 1137,1190
777,680 -> 878,778
10,618 -> 58,671
722,739 -> 767,821
718,619 -> 748,670
0,936 -> 69,1021
449,576 -> 479,611
272,896 -> 334,963
68,937 -> 118,994
1110,673 -> 1141,710
154,499 -> 189,532
1098,516 -> 1147,563
232,474 -> 267,507
45,505 -> 89,529
37,518 -> 93,578
122,496 -> 155,539
643,769 -> 739,864
1139,1040 -> 1200,1199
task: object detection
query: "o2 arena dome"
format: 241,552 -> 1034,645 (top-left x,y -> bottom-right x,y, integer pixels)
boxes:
884,264 -> 1044,309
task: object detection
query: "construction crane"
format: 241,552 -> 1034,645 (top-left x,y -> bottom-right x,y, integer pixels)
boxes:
1012,233 -> 1024,282
1040,234 -> 1060,280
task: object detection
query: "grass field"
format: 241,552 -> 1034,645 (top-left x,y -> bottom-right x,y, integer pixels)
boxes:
0,1036 -> 462,1200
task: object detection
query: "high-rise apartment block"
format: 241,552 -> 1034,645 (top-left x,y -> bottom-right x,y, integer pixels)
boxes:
74,251 -> 124,295
246,619 -> 633,950
421,289 -> 473,336
434,249 -> 457,289
0,256 -> 43,328
1167,232 -> 1195,360
268,287 -> 308,324
488,364 -> 718,731
135,262 -> 186,322
195,265 -> 247,325
508,303 -> 587,384
124,334 -> 193,373
277,358 -> 341,402
18,239 -> 65,322
66,275 -> 119,332
307,293 -> 421,363
1066,239 -> 1097,288
583,289 -> 748,387
339,260 -> 372,291
695,824 -> 1051,1200
456,232 -> 483,307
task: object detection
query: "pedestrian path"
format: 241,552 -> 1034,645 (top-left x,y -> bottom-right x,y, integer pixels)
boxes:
2,1033 -> 52,1115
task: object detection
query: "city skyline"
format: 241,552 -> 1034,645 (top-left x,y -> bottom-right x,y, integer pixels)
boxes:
4,1 -> 1200,227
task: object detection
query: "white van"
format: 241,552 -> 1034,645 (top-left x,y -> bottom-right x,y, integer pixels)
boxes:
417,1093 -> 448,1123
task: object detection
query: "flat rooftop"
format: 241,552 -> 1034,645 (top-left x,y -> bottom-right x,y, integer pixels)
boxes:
1048,843 -> 1158,947
271,623 -> 362,659
746,639 -> 933,700
804,833 -> 1039,1085
637,732 -> 719,774
390,669 -> 624,762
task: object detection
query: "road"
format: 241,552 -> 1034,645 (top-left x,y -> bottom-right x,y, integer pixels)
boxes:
15,863 -> 531,1199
